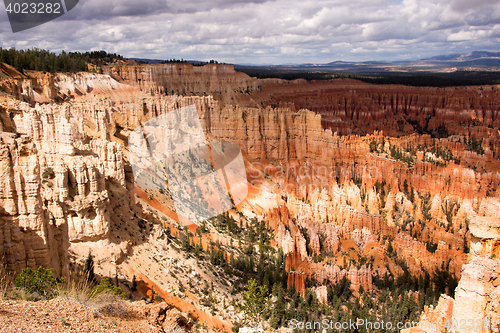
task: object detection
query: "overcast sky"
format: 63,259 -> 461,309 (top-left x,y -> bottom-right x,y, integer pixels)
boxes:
1,0 -> 499,64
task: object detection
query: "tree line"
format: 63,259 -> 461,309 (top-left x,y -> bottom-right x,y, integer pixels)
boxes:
0,48 -> 124,73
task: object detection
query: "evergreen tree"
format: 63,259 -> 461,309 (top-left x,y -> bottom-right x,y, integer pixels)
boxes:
131,275 -> 137,291
237,279 -> 271,332
84,250 -> 96,284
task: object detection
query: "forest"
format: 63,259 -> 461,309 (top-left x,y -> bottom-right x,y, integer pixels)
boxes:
171,213 -> 458,333
236,67 -> 500,87
0,48 -> 124,73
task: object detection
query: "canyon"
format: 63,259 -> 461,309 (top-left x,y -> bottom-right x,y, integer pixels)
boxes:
0,61 -> 499,332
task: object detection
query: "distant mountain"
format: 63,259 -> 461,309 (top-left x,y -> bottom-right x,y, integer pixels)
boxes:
325,60 -> 392,66
424,53 -> 463,61
236,51 -> 500,74
424,51 -> 500,61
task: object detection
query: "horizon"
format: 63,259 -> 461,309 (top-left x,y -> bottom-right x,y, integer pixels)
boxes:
1,0 -> 500,65
2,48 -> 499,67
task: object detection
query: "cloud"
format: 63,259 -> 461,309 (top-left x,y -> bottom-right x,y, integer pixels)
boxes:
0,0 -> 499,64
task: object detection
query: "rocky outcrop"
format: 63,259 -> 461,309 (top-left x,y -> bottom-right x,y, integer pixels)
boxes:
314,263 -> 373,294
452,258 -> 500,333
468,214 -> 500,259
105,62 -> 260,104
0,298 -> 193,333
287,270 -> 306,295
414,197 -> 500,333
0,63 -> 55,104
418,294 -> 454,333
393,233 -> 467,278
0,98 -> 129,277
146,302 -> 193,332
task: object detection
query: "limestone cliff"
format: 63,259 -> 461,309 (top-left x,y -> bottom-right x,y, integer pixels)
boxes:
104,62 -> 260,105
0,98 -> 128,277
0,63 -> 56,104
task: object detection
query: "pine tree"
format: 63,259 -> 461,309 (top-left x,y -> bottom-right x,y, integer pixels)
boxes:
387,239 -> 394,255
131,275 -> 137,291
237,279 -> 271,332
84,250 -> 96,284
270,284 -> 286,328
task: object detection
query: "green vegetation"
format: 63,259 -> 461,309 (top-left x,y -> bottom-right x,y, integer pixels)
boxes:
6,262 -> 127,304
0,48 -> 124,73
390,145 -> 415,166
442,199 -> 459,225
421,193 -> 432,221
232,260 -> 458,333
425,240 -> 438,253
204,208 -> 459,333
464,136 -> 485,155
237,279 -> 271,331
418,144 -> 461,166
14,266 -> 63,300
371,138 -> 461,169
402,179 -> 415,203
90,278 -> 127,299
236,68 -> 339,81
42,167 -> 55,179
41,167 -> 56,188
356,72 -> 500,87
131,275 -> 137,291
237,67 -> 500,87
430,146 -> 460,164
84,250 -> 96,284
369,139 -> 379,153
374,180 -> 388,209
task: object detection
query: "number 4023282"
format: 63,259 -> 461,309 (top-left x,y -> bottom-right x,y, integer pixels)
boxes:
5,2 -> 61,14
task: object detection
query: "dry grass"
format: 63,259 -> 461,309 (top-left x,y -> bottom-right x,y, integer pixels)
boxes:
57,272 -> 131,318
57,274 -> 93,304
1,266 -> 128,318
0,263 -> 14,300
0,262 -> 133,322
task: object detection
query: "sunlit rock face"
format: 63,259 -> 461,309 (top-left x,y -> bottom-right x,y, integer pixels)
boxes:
452,258 -> 500,333
0,98 -> 126,276
105,62 -> 260,105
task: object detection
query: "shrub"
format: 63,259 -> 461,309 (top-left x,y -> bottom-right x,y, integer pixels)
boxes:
42,167 -> 55,179
14,266 -> 62,300
465,137 -> 485,155
422,193 -> 432,221
369,139 -> 379,153
90,278 -> 127,299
